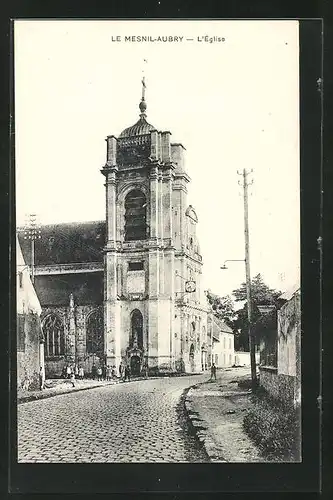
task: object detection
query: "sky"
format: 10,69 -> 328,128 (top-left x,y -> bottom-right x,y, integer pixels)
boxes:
14,20 -> 300,298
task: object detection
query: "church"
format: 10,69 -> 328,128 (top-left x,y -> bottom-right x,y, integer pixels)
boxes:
18,81 -> 212,377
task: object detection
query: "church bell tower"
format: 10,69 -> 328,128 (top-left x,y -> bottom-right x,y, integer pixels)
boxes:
102,78 -> 180,375
102,75 -> 207,376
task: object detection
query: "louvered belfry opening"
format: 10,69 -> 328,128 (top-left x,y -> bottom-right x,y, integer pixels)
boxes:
124,189 -> 147,241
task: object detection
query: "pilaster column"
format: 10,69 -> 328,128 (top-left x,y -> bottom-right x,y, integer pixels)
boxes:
162,171 -> 173,241
105,251 -> 121,369
106,135 -> 117,165
150,131 -> 159,160
106,170 -> 117,245
161,132 -> 171,162
149,165 -> 159,239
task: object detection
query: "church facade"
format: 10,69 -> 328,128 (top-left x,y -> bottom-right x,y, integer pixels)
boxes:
19,87 -> 211,377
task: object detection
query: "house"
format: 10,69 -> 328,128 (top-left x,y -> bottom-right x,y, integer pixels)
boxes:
259,283 -> 301,408
208,316 -> 235,368
17,236 -> 44,390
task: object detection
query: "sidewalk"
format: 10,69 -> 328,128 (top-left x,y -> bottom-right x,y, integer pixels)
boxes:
17,378 -> 118,404
184,366 -> 265,462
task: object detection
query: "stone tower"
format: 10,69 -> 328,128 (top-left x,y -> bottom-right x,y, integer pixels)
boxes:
102,81 -> 209,375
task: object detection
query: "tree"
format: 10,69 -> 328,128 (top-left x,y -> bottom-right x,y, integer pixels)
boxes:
231,274 -> 284,351
206,290 -> 235,327
232,273 -> 282,305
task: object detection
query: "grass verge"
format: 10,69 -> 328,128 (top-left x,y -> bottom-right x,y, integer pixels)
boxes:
243,387 -> 301,462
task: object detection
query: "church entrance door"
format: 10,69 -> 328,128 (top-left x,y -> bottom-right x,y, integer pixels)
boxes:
130,355 -> 141,377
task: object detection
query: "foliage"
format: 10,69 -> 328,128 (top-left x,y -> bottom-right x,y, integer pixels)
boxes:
243,388 -> 301,461
206,290 -> 235,327
232,273 -> 282,305
231,274 -> 283,350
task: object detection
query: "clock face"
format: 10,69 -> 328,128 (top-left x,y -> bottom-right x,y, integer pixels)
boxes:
185,280 -> 196,293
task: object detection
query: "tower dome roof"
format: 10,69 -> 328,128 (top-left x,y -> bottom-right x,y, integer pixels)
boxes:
119,115 -> 155,138
119,75 -> 156,138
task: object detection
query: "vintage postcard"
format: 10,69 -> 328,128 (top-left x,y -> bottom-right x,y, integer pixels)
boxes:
14,20 -> 301,466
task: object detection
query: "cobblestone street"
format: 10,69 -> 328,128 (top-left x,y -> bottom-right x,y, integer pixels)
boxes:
18,374 -> 209,463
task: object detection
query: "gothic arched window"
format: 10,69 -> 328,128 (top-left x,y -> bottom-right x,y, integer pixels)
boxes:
131,309 -> 143,349
86,309 -> 104,355
42,314 -> 65,357
124,189 -> 147,241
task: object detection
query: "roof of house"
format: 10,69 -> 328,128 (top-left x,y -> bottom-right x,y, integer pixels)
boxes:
18,220 -> 106,266
214,316 -> 233,334
17,236 -> 42,315
211,316 -> 233,341
34,273 -> 104,307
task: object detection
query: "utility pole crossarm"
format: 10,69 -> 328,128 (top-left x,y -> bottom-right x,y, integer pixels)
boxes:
23,213 -> 41,284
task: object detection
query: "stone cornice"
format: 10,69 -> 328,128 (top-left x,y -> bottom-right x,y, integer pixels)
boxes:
173,171 -> 191,183
175,301 -> 210,314
175,250 -> 203,265
35,262 -> 104,275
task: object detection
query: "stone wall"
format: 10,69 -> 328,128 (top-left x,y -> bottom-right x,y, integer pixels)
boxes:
278,290 -> 301,377
17,313 -> 41,390
259,367 -> 297,408
235,351 -> 260,367
259,366 -> 279,400
277,289 -> 301,407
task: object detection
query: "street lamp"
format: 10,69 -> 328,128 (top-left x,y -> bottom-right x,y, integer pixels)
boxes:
220,259 -> 245,270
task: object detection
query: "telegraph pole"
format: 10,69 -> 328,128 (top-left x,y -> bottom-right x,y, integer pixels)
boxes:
238,169 -> 257,390
23,214 -> 41,284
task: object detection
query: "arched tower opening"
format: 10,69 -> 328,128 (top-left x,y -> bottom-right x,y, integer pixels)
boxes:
131,309 -> 143,349
124,189 -> 147,241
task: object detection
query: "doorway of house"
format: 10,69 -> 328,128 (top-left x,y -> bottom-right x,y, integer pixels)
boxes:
130,355 -> 141,377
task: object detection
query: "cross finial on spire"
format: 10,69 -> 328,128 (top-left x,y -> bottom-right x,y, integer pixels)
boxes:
142,75 -> 146,100
139,59 -> 148,118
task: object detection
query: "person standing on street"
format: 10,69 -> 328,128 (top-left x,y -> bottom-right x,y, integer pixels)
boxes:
97,366 -> 103,381
119,362 -> 123,380
70,366 -> 75,387
210,363 -> 217,381
39,366 -> 45,390
79,366 -> 84,380
124,365 -> 131,382
106,365 -> 112,381
66,364 -> 71,379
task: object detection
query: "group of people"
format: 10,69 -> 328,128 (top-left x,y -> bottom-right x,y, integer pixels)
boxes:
61,364 -> 85,386
91,364 -> 117,381
38,360 -> 149,390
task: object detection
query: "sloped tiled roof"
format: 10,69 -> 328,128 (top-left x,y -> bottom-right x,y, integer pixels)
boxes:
34,273 -> 103,307
213,317 -> 233,336
18,221 -> 106,266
